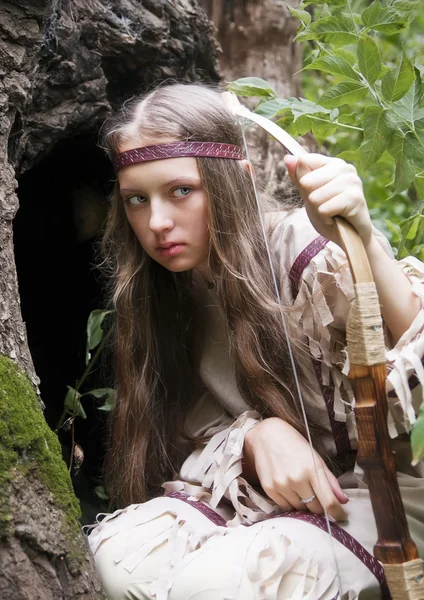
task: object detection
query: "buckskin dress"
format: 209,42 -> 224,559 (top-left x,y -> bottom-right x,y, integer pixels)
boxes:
87,207 -> 424,600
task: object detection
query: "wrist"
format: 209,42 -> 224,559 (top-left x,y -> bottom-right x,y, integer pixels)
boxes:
363,233 -> 381,258
244,420 -> 260,453
244,417 -> 290,450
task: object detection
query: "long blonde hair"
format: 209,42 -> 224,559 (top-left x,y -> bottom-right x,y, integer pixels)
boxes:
100,82 -> 318,506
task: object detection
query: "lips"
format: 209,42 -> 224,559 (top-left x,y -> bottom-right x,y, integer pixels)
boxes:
156,243 -> 185,257
157,242 -> 182,249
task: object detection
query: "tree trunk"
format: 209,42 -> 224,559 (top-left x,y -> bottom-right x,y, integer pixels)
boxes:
200,0 -> 302,97
0,1 -> 219,598
199,0 -> 313,200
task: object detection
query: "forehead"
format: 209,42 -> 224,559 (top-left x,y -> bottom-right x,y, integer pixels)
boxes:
117,155 -> 201,190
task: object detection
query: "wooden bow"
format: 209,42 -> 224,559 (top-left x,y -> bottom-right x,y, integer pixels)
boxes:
336,219 -> 424,598
222,92 -> 424,599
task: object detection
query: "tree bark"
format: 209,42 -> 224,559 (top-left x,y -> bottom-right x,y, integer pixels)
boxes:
0,1 -> 219,598
199,0 -> 313,200
199,0 -> 302,97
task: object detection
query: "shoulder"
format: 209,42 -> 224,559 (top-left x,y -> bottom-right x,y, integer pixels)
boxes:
266,206 -> 329,275
266,208 -> 394,278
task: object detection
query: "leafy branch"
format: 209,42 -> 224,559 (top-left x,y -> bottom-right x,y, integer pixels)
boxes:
228,0 -> 424,198
56,309 -> 115,472
227,0 -> 424,463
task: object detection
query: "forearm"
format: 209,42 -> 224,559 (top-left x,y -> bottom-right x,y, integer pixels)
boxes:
365,235 -> 422,344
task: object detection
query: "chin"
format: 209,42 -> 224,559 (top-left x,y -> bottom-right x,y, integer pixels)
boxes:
159,260 -> 196,273
166,266 -> 192,273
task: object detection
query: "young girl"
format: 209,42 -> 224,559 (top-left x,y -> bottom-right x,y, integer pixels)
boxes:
87,82 -> 424,600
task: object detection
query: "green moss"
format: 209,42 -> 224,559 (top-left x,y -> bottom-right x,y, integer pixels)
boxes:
0,355 -> 82,555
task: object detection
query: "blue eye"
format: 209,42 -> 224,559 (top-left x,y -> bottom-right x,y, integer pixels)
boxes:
127,195 -> 147,206
173,187 -> 191,198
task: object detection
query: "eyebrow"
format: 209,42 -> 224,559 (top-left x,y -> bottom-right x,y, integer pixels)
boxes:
120,176 -> 201,193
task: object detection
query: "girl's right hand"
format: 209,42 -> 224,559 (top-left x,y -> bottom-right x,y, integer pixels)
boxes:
243,417 -> 349,521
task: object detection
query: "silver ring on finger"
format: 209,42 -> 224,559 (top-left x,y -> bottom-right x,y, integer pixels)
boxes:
300,494 -> 316,505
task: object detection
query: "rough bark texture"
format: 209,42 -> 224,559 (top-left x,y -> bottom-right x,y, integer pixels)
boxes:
199,0 -> 301,97
0,1 -> 219,598
199,0 -> 313,200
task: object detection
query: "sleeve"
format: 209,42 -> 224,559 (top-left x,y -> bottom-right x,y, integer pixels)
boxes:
292,228 -> 424,438
162,390 -> 278,525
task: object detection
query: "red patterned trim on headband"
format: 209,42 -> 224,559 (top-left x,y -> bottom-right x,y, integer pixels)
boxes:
114,141 -> 244,170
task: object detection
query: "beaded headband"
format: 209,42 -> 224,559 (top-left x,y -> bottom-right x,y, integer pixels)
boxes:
114,141 -> 244,171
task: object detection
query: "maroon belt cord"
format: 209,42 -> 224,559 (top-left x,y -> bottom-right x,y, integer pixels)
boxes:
289,235 -> 354,464
165,491 -> 390,598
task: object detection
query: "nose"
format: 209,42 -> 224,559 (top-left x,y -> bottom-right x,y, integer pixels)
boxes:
148,199 -> 174,234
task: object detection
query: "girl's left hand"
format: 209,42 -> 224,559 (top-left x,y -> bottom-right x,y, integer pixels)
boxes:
284,154 -> 373,247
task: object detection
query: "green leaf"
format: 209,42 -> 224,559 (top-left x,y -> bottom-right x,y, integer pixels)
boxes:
276,114 -> 295,133
411,404 -> 424,466
362,0 -> 382,28
379,65 -> 391,78
227,78 -> 276,98
322,0 -> 347,6
254,99 -> 293,119
381,53 -> 415,103
336,49 -> 357,66
363,6 -> 407,34
302,0 -> 346,6
416,113 -> 424,130
417,131 -> 424,154
284,117 -> 303,137
389,68 -> 424,127
389,130 -> 424,163
394,156 -> 416,193
86,309 -> 112,365
295,15 -> 356,46
287,5 -> 311,24
388,68 -> 424,129
99,398 -> 115,412
64,386 -> 87,419
397,212 -> 424,259
374,150 -> 395,166
318,81 -> 368,108
295,114 -> 313,135
359,107 -> 393,168
337,112 -> 361,126
337,149 -> 361,161
351,12 -> 363,26
311,118 -> 338,140
415,174 -> 424,200
405,134 -> 424,162
388,130 -> 423,192
357,35 -> 382,85
93,388 -> 116,412
290,98 -> 334,119
392,0 -> 421,8
405,216 -> 420,240
286,121 -> 300,137
392,0 -> 421,16
256,96 -> 334,121
94,486 -> 109,501
304,55 -> 360,82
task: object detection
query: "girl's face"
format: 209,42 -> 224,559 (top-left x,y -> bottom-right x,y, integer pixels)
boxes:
118,147 -> 211,278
